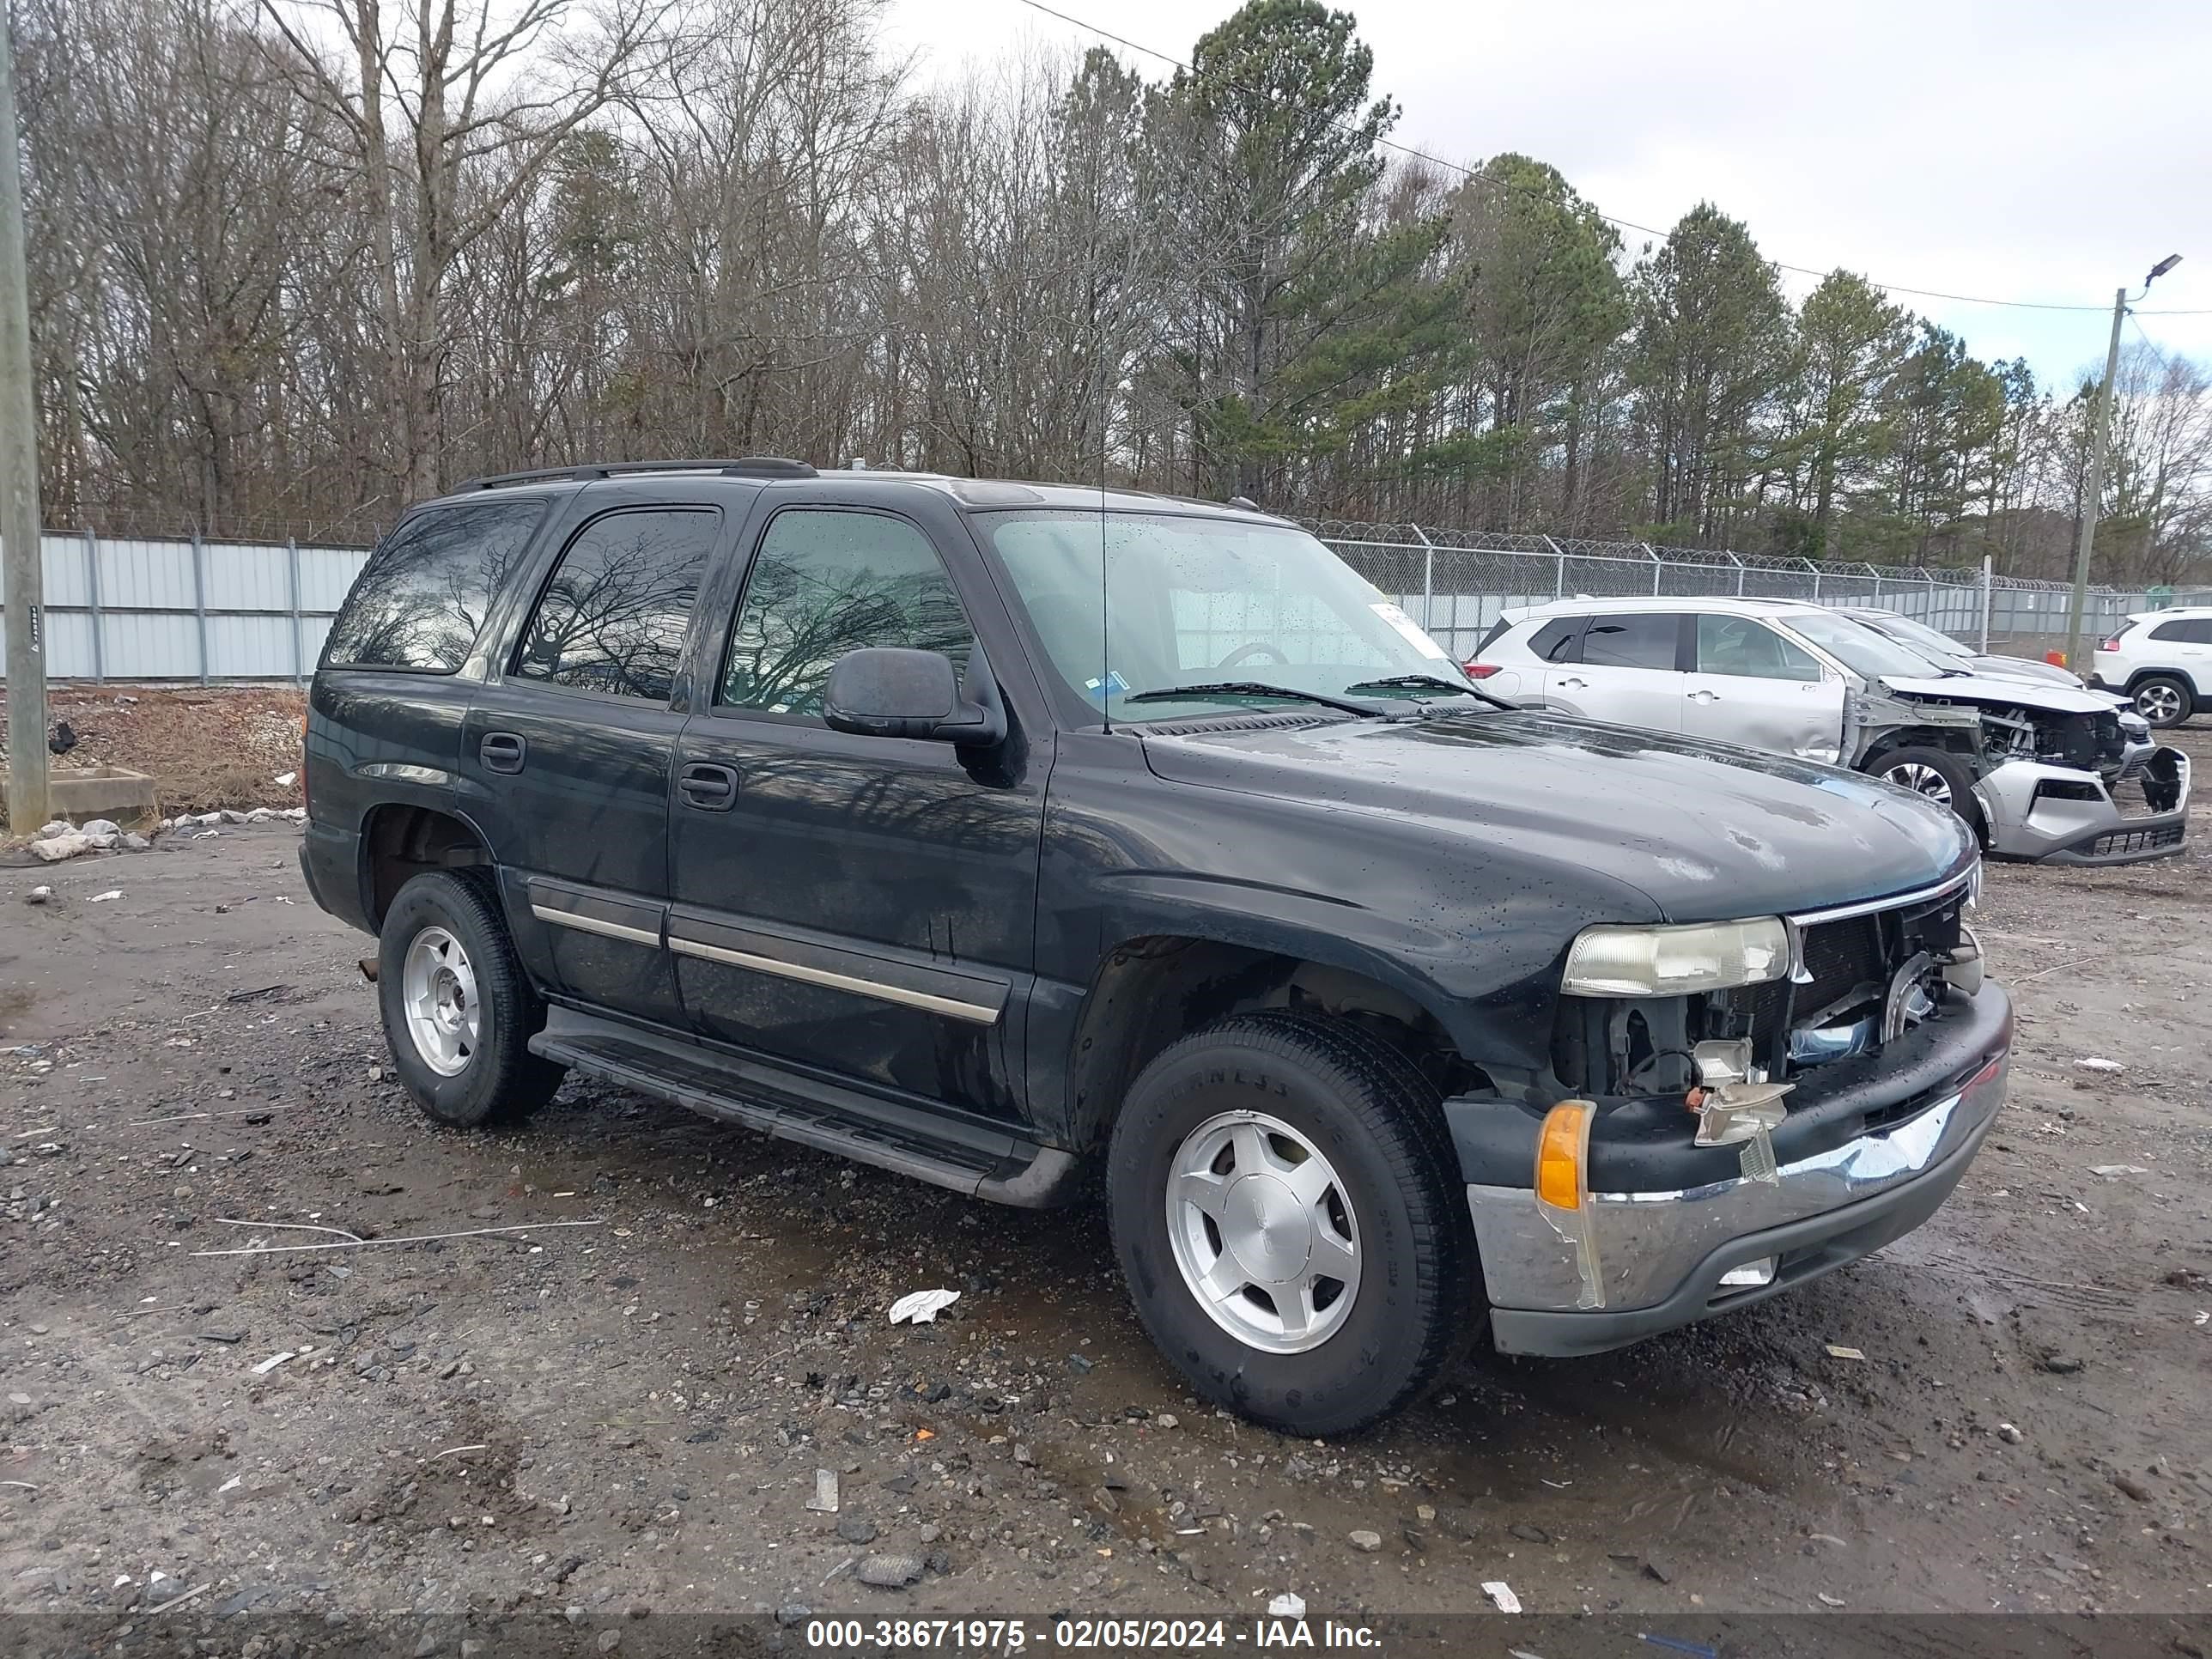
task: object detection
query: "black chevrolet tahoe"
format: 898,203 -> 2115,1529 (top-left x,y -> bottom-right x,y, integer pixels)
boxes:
302,459 -> 2014,1435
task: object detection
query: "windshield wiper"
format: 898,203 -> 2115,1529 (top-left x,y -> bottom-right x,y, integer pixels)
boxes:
1122,681 -> 1384,718
1341,673 -> 1519,712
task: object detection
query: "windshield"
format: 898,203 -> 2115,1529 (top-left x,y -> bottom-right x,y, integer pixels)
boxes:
981,511 -> 1476,722
1787,611 -> 1958,681
1859,611 -> 1970,660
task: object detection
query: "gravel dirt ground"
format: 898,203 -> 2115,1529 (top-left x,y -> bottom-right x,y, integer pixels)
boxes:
1,732 -> 2209,1654
0,685 -> 307,830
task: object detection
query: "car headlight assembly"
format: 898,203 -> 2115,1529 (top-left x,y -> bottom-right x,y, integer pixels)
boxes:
1563,918 -> 1790,998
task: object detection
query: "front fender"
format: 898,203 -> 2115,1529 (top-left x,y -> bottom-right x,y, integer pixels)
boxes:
1026,734 -> 1634,1141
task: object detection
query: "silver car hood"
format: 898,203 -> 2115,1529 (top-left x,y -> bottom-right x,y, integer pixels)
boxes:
1962,653 -> 2085,688
1876,673 -> 2118,716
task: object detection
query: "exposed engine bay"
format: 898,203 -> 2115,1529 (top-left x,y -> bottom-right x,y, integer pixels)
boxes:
1847,675 -> 2189,865
1846,678 -> 2138,781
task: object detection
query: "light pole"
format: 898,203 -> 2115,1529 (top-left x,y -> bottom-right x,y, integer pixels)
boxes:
2064,253 -> 2183,676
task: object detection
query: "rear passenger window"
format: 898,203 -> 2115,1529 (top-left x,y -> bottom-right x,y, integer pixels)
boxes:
2150,619 -> 2212,643
1528,617 -> 1585,662
1580,613 -> 1680,671
324,497 -> 548,672
720,510 -> 972,720
511,508 -> 720,702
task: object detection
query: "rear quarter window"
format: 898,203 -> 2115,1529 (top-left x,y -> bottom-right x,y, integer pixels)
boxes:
324,496 -> 550,672
1528,617 -> 1586,662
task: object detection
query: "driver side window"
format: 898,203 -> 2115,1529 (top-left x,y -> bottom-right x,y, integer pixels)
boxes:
1696,615 -> 1823,683
720,510 -> 973,720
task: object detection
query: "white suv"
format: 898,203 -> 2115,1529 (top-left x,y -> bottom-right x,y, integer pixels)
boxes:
1469,598 -> 2189,866
2091,608 -> 2212,728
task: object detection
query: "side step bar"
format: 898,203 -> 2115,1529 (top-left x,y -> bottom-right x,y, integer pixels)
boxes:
529,1009 -> 1082,1207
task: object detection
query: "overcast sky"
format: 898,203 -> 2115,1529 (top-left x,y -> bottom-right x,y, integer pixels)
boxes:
882,0 -> 2210,390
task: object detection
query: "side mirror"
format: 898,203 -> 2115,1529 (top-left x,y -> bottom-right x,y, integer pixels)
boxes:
823,647 -> 1007,748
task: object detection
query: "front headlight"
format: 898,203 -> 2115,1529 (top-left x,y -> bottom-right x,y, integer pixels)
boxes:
1563,918 -> 1790,998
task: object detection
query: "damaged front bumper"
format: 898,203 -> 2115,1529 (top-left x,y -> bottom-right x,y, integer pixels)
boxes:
1975,745 -> 2190,865
1461,984 -> 2012,1357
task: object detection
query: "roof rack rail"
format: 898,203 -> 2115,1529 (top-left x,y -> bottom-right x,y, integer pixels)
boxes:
724,456 -> 818,478
457,457 -> 818,490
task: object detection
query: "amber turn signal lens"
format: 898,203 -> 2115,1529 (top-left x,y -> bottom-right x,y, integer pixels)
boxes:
1535,1101 -> 1592,1212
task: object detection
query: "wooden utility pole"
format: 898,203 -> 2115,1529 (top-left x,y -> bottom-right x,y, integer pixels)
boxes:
0,9 -> 48,830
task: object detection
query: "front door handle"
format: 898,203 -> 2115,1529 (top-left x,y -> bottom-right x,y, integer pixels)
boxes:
1688,689 -> 1720,702
678,763 -> 738,811
480,732 -> 526,774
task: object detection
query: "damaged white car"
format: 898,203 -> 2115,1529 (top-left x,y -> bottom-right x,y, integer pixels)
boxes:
1468,597 -> 2189,866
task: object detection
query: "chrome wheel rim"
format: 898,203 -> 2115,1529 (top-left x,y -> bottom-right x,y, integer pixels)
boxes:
2137,683 -> 2183,725
401,926 -> 481,1077
1164,1110 -> 1360,1354
1883,762 -> 1952,805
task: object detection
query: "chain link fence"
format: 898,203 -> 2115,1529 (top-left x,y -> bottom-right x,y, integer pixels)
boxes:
1309,520 -> 2212,665
8,516 -> 2206,683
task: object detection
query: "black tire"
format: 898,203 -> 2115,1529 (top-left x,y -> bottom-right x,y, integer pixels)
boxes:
376,870 -> 565,1128
1868,745 -> 1984,839
2132,673 -> 2193,730
1106,1011 -> 1481,1436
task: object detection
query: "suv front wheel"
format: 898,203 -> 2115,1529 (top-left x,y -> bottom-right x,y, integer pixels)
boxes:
378,871 -> 566,1127
1107,1012 -> 1481,1436
1869,746 -> 1985,839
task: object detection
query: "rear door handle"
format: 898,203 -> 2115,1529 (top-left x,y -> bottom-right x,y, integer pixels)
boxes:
1557,677 -> 1587,689
678,763 -> 738,811
480,732 -> 526,774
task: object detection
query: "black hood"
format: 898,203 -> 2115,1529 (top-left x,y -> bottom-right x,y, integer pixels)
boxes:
1140,710 -> 1977,923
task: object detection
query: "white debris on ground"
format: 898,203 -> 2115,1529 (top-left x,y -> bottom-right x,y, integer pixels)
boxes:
16,805 -> 303,863
161,806 -> 307,830
887,1288 -> 962,1325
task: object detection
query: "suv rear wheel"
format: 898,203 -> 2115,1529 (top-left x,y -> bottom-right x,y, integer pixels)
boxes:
2133,673 -> 2192,729
378,871 -> 565,1127
1106,1012 -> 1480,1436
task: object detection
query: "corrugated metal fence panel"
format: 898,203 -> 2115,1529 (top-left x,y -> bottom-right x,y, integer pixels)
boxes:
0,609 -> 94,677
299,614 -> 337,666
207,613 -> 298,675
3,531 -> 374,680
49,534 -> 92,607
100,611 -> 204,678
204,543 -> 293,611
300,546 -> 370,611
0,533 -> 94,606
100,538 -> 199,609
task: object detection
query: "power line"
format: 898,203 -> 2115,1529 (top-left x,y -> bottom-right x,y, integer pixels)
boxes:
2127,313 -> 2176,368
1014,0 -> 2211,319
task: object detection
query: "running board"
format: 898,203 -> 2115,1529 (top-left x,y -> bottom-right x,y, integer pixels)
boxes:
528,1009 -> 1082,1207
